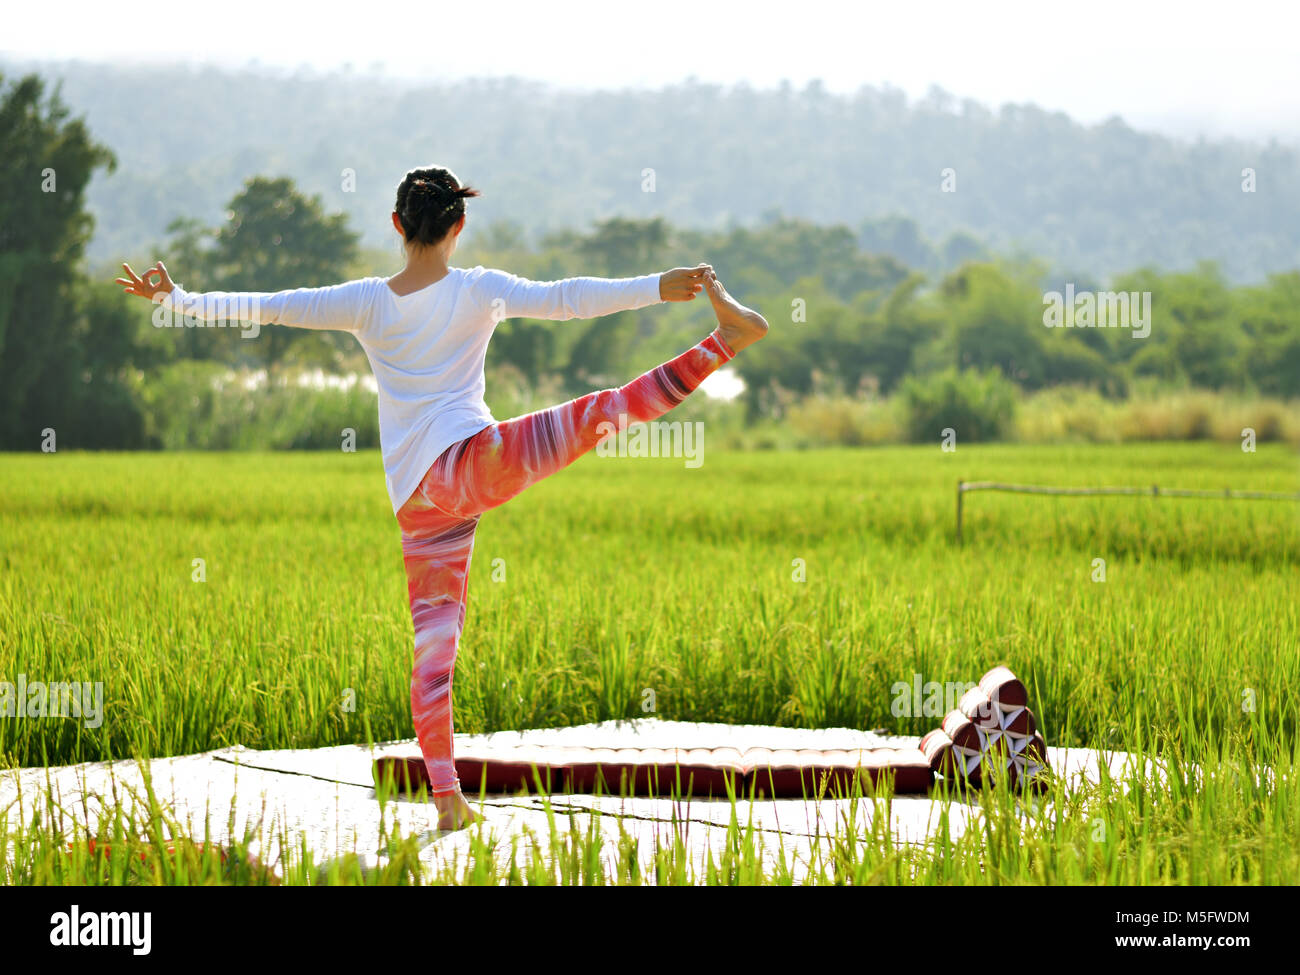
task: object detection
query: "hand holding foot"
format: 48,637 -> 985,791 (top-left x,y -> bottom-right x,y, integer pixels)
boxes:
703,269 -> 768,354
659,264 -> 712,302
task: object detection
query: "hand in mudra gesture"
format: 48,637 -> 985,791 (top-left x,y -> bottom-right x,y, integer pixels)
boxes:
658,263 -> 713,302
115,261 -> 175,301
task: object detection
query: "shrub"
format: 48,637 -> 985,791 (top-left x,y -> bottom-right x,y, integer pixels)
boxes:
899,367 -> 1017,443
132,363 -> 380,450
785,394 -> 901,446
1015,386 -> 1124,443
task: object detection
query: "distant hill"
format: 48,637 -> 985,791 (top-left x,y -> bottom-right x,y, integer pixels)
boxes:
6,58 -> 1299,281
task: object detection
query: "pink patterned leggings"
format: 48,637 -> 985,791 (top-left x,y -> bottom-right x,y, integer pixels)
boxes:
395,330 -> 735,793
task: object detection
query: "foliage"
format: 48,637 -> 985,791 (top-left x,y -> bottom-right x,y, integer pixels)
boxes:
3,445 -> 1298,883
6,69 -> 1300,451
0,72 -> 117,448
17,62 -> 1299,283
899,367 -> 1018,443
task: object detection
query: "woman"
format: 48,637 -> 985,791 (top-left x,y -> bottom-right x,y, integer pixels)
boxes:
117,165 -> 768,829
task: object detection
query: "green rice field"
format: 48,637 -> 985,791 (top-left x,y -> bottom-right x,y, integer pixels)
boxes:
2,443 -> 1298,884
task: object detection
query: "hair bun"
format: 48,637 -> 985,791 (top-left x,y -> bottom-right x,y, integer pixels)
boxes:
408,178 -> 446,203
395,166 -> 481,247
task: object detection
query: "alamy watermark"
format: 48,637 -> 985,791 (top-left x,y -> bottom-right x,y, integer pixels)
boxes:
1042,284 -> 1151,338
595,413 -> 704,468
1,675 -> 103,729
50,906 -> 150,954
151,292 -> 262,339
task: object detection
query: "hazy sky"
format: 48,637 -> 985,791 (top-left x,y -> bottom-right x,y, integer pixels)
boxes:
6,0 -> 1298,142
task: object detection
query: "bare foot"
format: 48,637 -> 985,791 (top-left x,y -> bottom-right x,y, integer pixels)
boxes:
432,789 -> 482,830
703,269 -> 768,354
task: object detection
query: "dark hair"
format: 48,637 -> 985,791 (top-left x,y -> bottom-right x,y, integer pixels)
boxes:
394,166 -> 481,247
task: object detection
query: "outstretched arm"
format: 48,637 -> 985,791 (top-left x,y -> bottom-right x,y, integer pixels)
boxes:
116,261 -> 370,332
480,264 -> 711,322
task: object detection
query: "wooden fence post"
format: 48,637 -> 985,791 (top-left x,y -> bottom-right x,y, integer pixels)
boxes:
956,480 -> 964,546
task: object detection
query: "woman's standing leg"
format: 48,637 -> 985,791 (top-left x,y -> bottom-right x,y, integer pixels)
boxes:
395,505 -> 480,810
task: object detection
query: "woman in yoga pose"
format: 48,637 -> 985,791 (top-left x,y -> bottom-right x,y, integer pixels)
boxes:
117,166 -> 768,829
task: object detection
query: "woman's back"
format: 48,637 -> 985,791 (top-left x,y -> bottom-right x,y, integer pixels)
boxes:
361,267 -> 498,512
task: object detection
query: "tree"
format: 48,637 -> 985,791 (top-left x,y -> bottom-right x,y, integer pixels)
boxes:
208,176 -> 360,372
1236,272 -> 1300,397
0,72 -> 117,448
574,217 -> 669,277
940,263 -> 1049,388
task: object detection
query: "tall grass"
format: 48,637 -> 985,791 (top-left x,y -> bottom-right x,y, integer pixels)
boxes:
118,362 -> 1300,452
1016,386 -> 1300,446
768,387 -> 1300,449
6,723 -> 1296,884
2,444 -> 1297,883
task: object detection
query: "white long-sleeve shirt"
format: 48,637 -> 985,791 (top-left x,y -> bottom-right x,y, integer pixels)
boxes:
158,266 -> 664,513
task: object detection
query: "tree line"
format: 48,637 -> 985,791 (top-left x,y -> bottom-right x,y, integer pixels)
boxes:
2,71 -> 1296,451
6,59 -> 1298,282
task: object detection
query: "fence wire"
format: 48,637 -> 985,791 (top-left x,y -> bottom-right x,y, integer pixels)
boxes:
955,480 -> 1300,543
